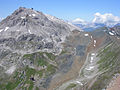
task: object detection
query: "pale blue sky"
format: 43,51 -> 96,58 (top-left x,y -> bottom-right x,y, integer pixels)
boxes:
0,0 -> 120,21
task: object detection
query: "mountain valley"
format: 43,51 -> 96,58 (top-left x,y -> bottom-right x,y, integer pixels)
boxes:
0,7 -> 120,90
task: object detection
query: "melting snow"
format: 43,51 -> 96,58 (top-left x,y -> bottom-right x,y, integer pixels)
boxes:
28,30 -> 32,34
84,33 -> 89,36
86,66 -> 94,70
91,53 -> 95,56
32,14 -> 36,17
5,65 -> 16,74
91,56 -> 94,63
109,32 -> 114,36
91,36 -> 93,39
0,29 -> 3,32
91,57 -> 94,61
21,16 -> 26,19
112,30 -> 115,33
4,27 -> 9,31
76,81 -> 83,85
94,40 -> 96,44
93,40 -> 96,47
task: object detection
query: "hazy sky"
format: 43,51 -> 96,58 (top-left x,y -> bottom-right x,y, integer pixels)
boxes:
0,0 -> 120,21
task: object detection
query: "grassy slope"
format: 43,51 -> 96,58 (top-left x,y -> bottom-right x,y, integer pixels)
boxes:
0,51 -> 57,90
90,42 -> 120,90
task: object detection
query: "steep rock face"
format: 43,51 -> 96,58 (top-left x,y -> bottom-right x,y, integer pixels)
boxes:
0,7 -> 82,54
0,7 -> 85,90
0,7 -> 69,38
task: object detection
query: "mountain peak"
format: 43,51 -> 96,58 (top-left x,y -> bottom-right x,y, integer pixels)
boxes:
0,7 -> 81,40
13,7 -> 32,16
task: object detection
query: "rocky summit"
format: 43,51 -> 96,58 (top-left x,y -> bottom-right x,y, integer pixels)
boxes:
0,7 -> 120,90
0,7 -> 82,54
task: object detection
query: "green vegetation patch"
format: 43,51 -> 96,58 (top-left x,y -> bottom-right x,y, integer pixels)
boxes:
25,66 -> 36,79
37,58 -> 48,66
47,64 -> 56,75
23,51 -> 56,66
0,51 -> 57,89
5,70 -> 24,90
97,43 -> 120,71
65,83 -> 77,90
45,52 -> 56,60
90,43 -> 120,90
60,50 -> 67,55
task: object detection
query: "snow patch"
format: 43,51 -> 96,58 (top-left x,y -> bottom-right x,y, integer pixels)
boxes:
109,32 -> 114,36
32,14 -> 36,17
0,29 -> 3,32
112,30 -> 115,33
28,30 -> 32,34
91,36 -> 93,39
29,15 -> 32,17
4,27 -> 9,31
21,16 -> 26,19
84,33 -> 89,36
91,53 -> 95,56
93,40 -> 96,47
5,65 -> 16,74
90,56 -> 94,63
76,81 -> 83,85
91,57 -> 94,61
94,40 -> 96,44
86,66 -> 94,70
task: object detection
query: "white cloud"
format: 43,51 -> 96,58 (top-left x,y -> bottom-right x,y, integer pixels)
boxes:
72,18 -> 85,23
71,18 -> 87,25
92,12 -> 120,26
71,13 -> 120,27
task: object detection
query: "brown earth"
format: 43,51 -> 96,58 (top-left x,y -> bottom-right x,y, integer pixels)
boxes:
107,75 -> 120,90
48,56 -> 86,90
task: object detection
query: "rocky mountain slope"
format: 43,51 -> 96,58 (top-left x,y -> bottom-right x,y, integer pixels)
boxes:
0,7 -> 84,90
0,7 -> 83,54
0,7 -> 120,90
56,26 -> 120,90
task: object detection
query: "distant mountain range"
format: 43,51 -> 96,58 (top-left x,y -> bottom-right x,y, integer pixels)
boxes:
71,12 -> 120,31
